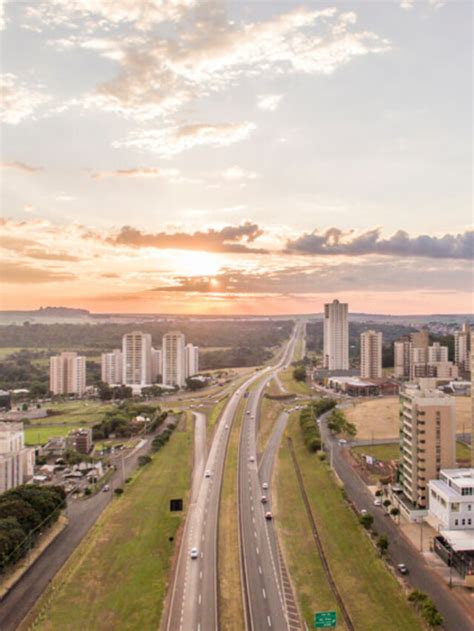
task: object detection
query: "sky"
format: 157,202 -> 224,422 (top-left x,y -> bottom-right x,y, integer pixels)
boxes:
0,0 -> 472,315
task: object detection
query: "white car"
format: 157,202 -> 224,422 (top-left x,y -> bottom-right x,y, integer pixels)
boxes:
205,470 -> 211,478
249,456 -> 255,462
338,439 -> 347,446
225,424 -> 229,429
373,499 -> 382,507
190,547 -> 199,559
246,411 -> 251,415
262,482 -> 269,490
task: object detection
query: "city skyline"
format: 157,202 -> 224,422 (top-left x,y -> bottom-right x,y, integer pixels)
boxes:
1,0 -> 472,315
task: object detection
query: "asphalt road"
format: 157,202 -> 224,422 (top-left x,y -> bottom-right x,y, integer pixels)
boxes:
0,428 -> 163,631
319,413 -> 474,631
163,369 -> 275,631
238,326 -> 301,631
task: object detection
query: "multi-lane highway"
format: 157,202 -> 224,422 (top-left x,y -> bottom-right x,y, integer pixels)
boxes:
238,325 -> 301,631
164,323 -> 302,631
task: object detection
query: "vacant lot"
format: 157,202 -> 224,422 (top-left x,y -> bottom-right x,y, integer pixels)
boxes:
275,413 -> 423,631
21,428 -> 193,631
28,401 -> 114,425
346,396 -> 471,440
279,367 -> 311,396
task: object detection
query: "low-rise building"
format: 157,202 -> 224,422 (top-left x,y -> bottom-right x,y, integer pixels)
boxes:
67,428 -> 93,454
429,468 -> 474,531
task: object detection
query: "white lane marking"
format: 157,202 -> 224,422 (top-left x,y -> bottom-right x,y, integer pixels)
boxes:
267,615 -> 272,627
197,624 -> 201,631
199,593 -> 202,605
252,517 -> 255,524
254,530 -> 257,538
202,535 -> 205,542
251,505 -> 254,512
258,565 -> 262,575
256,546 -> 260,555
262,588 -> 267,599
199,571 -> 202,579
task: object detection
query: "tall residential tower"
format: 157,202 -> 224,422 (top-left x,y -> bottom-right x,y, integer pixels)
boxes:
323,300 -> 349,370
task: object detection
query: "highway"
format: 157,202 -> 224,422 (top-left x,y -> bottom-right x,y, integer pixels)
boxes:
319,412 -> 474,631
163,364 -> 286,631
238,325 -> 301,631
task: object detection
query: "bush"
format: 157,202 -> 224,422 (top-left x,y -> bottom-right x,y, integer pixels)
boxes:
293,366 -> 306,382
377,534 -> 389,556
318,452 -> 326,461
138,455 -> 152,467
360,513 -> 374,529
84,488 -> 92,496
114,488 -> 124,496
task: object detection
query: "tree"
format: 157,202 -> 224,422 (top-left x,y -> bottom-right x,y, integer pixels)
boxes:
377,534 -> 389,556
138,455 -> 152,466
390,507 -> 400,518
360,513 -> 374,529
293,366 -> 306,382
383,499 -> 391,508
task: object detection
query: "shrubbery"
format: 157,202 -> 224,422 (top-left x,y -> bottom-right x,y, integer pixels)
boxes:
299,399 -> 337,453
151,422 -> 178,453
327,408 -> 357,438
0,485 -> 65,573
408,590 -> 443,627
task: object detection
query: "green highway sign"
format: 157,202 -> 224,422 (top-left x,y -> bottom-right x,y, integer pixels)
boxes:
314,611 -> 337,628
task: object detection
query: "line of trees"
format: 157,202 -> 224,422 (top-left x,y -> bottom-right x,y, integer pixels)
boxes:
326,408 -> 357,438
92,402 -> 167,440
0,485 -> 65,574
299,399 -> 337,452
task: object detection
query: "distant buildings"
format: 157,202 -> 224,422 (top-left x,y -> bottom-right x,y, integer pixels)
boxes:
151,348 -> 163,383
122,331 -> 152,387
162,331 -> 186,387
67,428 -> 92,454
49,352 -> 86,396
360,330 -> 382,380
393,332 -> 458,384
455,323 -> 471,375
101,349 -> 123,386
323,300 -> 349,370
399,385 -> 455,510
394,337 -> 412,379
185,343 -> 199,378
0,422 -> 35,493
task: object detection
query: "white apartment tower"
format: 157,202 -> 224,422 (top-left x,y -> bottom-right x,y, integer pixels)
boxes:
323,300 -> 349,370
185,343 -> 199,378
360,330 -> 382,379
455,323 -> 471,373
0,423 -> 35,493
428,342 -> 449,364
101,349 -> 123,385
122,331 -> 152,386
50,352 -> 86,395
151,348 -> 163,383
394,338 -> 412,379
162,332 -> 186,387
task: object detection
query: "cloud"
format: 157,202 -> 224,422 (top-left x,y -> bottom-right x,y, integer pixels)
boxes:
23,204 -> 36,213
286,228 -> 474,260
113,122 -> 256,156
0,73 -> 51,124
400,0 -> 446,9
222,166 -> 258,181
0,232 -> 80,262
91,166 -> 180,179
24,0 -> 197,32
1,160 -> 43,173
0,260 -> 76,283
106,222 -> 266,253
257,94 -> 283,112
152,258 -> 471,295
53,5 -> 390,121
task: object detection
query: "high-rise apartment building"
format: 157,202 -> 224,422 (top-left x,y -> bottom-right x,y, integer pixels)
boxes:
360,330 -> 382,379
399,386 -> 455,509
455,323 -> 471,373
323,300 -> 349,370
122,331 -> 152,386
151,348 -> 163,383
50,352 -> 86,395
394,338 -> 412,379
428,342 -> 448,363
411,328 -> 429,350
185,343 -> 199,378
101,349 -> 123,385
162,332 -> 186,387
0,423 -> 35,493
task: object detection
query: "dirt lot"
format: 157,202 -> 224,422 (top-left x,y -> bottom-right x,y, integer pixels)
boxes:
345,396 -> 471,440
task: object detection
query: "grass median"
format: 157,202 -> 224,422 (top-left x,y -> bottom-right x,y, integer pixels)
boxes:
20,426 -> 193,631
279,367 -> 311,396
257,397 -> 284,453
277,413 -> 423,631
218,396 -> 246,631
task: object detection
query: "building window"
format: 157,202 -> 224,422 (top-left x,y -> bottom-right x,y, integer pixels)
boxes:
462,519 -> 466,526
469,519 -> 472,526
455,519 -> 459,526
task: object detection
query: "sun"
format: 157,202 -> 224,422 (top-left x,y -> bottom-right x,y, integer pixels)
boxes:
177,250 -> 222,277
